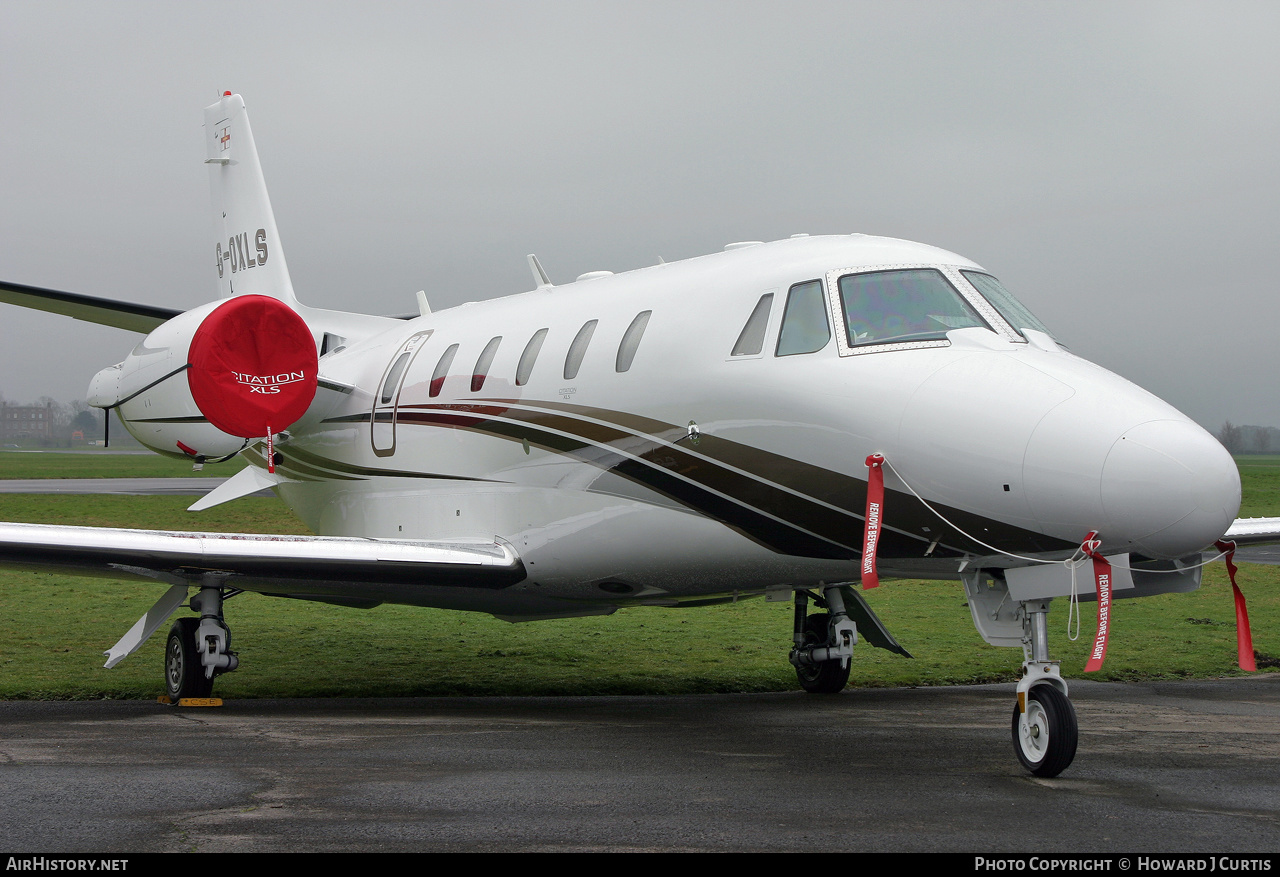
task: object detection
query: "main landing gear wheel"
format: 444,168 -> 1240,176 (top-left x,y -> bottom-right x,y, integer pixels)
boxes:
165,617 -> 214,701
795,613 -> 852,694
1012,685 -> 1078,777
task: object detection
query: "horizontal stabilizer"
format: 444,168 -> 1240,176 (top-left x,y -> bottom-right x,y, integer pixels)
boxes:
0,280 -> 180,333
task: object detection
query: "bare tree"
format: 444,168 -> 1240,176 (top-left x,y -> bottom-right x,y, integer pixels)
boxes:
70,408 -> 102,440
1218,420 -> 1243,454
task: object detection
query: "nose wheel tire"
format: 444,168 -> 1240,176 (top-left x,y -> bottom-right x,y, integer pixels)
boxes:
795,613 -> 852,694
1012,685 -> 1078,777
165,617 -> 213,702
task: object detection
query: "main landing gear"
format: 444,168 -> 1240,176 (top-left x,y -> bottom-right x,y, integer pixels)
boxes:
789,586 -> 856,693
165,586 -> 240,702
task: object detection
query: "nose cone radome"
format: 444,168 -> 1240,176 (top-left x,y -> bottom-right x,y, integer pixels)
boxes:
1100,420 -> 1240,558
1021,357 -> 1241,559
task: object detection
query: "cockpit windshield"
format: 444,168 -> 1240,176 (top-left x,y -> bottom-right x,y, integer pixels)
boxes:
961,271 -> 1054,340
838,269 -> 987,347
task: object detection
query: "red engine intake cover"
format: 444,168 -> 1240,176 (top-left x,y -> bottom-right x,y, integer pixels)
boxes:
187,295 -> 319,439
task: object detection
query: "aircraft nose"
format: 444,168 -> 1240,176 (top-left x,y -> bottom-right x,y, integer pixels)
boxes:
1100,420 -> 1240,558
1022,369 -> 1240,560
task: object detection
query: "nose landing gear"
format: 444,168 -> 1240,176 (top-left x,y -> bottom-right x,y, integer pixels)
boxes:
1012,599 -> 1078,777
964,575 -> 1080,776
1013,684 -> 1078,777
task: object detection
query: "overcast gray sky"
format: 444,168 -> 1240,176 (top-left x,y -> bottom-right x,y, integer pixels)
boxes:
2,1 -> 1278,430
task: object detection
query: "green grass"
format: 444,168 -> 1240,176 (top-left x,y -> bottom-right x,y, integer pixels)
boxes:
1235,454 -> 1280,517
0,452 -> 1276,699
0,449 -> 246,479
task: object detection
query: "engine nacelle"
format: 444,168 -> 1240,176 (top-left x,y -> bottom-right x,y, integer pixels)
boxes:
88,295 -> 319,460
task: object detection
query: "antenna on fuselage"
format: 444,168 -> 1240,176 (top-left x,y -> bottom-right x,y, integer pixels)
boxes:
527,254 -> 553,289
415,290 -> 431,317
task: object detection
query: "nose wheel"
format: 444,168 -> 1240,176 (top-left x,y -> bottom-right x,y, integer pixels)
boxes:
1012,684 -> 1078,777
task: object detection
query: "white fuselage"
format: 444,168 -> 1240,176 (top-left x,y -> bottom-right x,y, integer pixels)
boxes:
164,233 -> 1239,617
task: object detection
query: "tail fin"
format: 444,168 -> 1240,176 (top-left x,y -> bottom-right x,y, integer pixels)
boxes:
203,93 -> 297,304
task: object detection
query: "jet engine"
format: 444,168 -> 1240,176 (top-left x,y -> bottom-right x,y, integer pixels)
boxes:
87,295 -> 319,460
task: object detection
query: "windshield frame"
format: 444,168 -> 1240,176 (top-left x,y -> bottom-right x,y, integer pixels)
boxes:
958,270 -> 1055,342
825,263 -> 1025,356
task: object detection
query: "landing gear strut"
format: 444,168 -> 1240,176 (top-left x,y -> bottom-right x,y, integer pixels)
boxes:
1011,600 -> 1078,777
165,586 -> 239,702
963,574 -> 1081,776
789,587 -> 856,694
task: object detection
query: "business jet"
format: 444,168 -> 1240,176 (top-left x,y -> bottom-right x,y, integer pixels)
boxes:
0,93 -> 1270,778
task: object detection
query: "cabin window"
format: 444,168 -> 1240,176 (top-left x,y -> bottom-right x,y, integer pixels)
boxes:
615,310 -> 652,373
516,328 -> 549,386
429,343 -> 459,398
731,293 -> 773,356
839,269 -> 987,347
380,353 -> 411,404
776,280 -> 829,356
961,271 -> 1053,339
564,320 -> 598,380
471,336 -> 502,392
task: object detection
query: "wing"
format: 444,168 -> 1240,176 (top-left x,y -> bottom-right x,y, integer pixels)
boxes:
0,280 -> 182,334
0,521 -> 525,601
1222,517 -> 1280,546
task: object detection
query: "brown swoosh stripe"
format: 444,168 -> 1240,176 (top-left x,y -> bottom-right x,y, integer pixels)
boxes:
509,398 -> 1073,556
308,397 -> 1071,559
390,399 -> 1071,559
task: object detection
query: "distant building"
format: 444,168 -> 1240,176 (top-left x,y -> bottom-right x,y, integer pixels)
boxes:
1,402 -> 55,442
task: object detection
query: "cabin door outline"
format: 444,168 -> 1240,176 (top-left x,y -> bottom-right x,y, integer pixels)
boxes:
371,330 -> 432,457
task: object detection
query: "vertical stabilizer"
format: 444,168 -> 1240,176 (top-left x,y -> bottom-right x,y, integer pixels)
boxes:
204,93 -> 297,303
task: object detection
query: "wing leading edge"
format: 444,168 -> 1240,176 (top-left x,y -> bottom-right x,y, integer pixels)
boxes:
0,522 -> 526,597
1222,517 -> 1280,545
